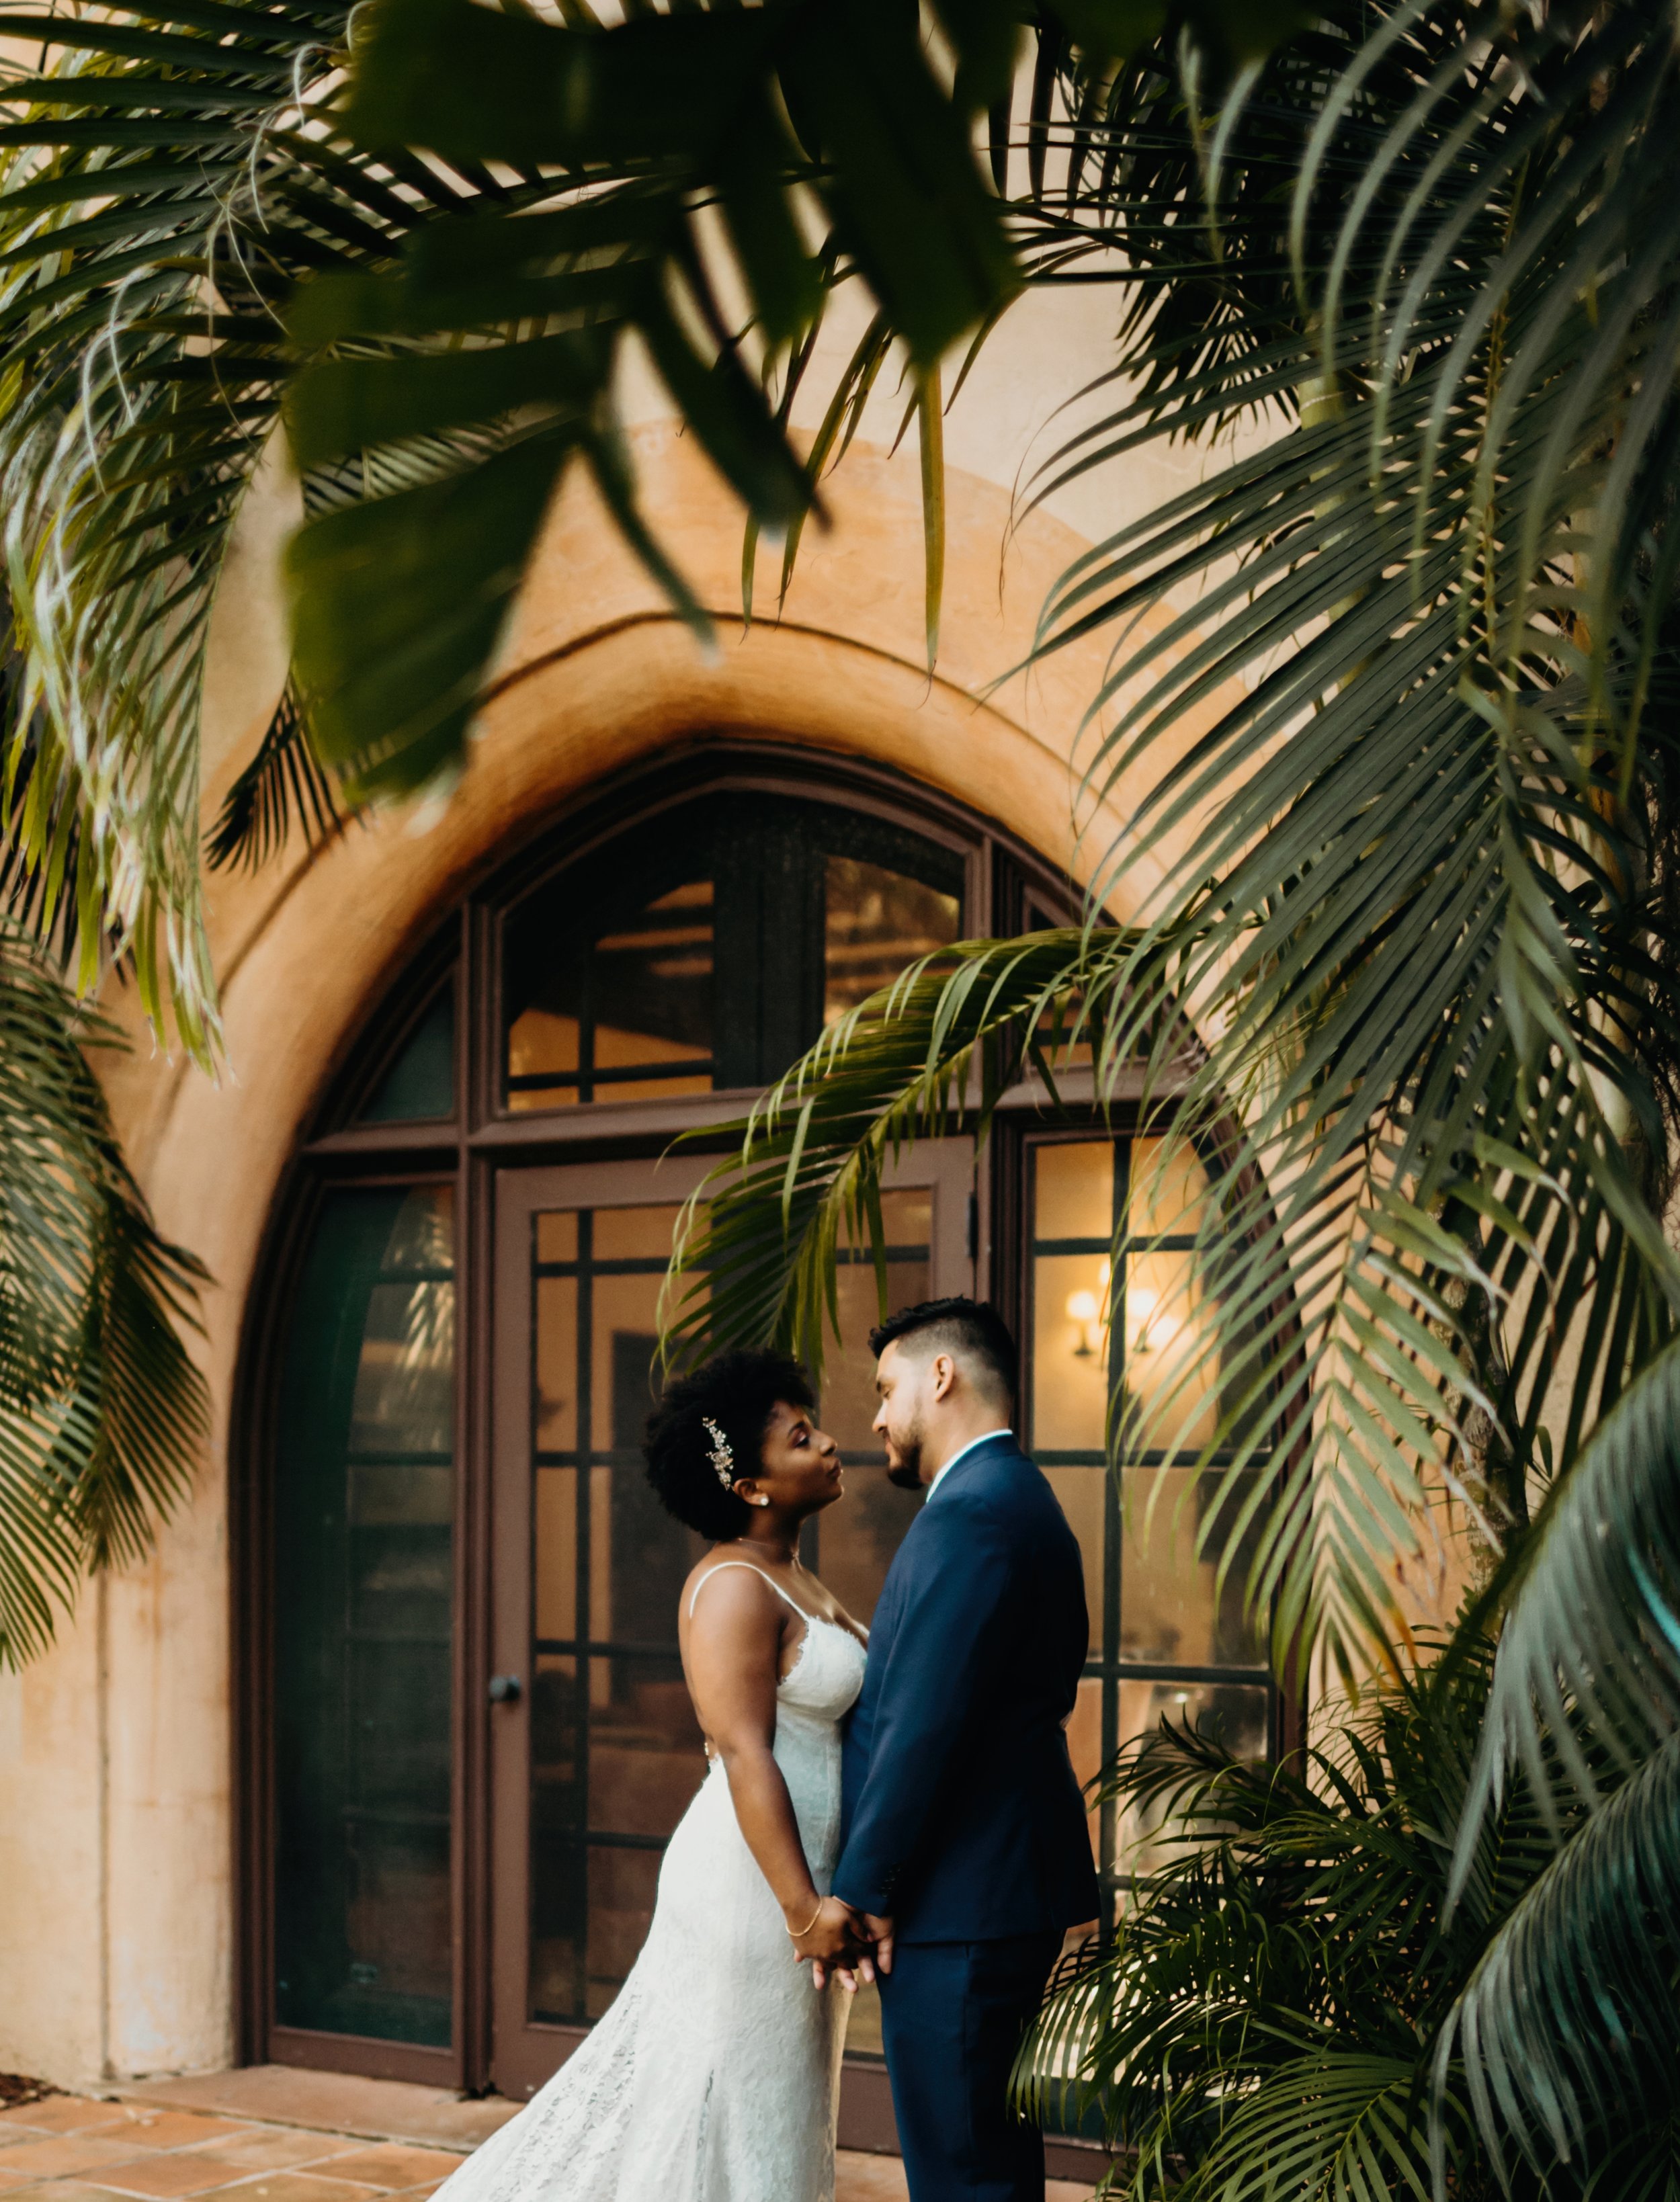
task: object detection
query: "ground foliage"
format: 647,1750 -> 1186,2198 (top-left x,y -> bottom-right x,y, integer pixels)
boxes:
1017,1634 -> 1680,2202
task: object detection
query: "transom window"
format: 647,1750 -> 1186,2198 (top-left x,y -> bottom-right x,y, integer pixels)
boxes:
502,794 -> 963,1109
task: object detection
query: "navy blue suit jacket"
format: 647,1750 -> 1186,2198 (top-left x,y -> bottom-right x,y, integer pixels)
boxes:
832,1433 -> 1100,1943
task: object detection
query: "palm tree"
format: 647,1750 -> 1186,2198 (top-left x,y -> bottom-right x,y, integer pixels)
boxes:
2,0 -> 1679,2177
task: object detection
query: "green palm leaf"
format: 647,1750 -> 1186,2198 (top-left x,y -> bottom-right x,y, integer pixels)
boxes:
1013,1645 -> 1561,2202
0,915 -> 208,1669
1439,1727 -> 1680,2185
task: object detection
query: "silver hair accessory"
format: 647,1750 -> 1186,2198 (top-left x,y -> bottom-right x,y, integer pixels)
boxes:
702,1416 -> 735,1492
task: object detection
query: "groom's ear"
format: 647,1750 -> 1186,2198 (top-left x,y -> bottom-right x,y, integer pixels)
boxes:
929,1351 -> 958,1403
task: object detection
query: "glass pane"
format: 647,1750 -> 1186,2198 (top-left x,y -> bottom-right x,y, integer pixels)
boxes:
535,1468 -> 577,1642
588,1652 -> 706,1838
595,1205 -> 685,1261
529,1652 -> 584,2024
537,1210 -> 579,1262
534,1275 -> 578,1453
823,857 -> 960,1025
589,1242 -> 677,1451
1036,1140 -> 1113,1244
1112,1681 -> 1270,1873
503,795 -> 966,1111
507,872 -> 715,1112
811,1185 -> 934,1625
274,1185 -> 455,2048
1066,1673 -> 1104,1862
527,1201 -> 706,2023
1130,1136 -> 1211,1241
1042,1466 -> 1104,1626
359,985 -> 455,1124
1120,1468 -> 1263,1667
1121,1248 -> 1217,1450
1030,1142 -> 1116,1457
1032,1251 -> 1113,1455
585,1847 -> 664,2019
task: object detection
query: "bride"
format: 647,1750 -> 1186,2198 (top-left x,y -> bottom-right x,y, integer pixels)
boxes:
435,1348 -> 872,2202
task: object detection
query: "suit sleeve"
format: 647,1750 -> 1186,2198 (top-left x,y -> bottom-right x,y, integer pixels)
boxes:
831,1498 -> 1013,1917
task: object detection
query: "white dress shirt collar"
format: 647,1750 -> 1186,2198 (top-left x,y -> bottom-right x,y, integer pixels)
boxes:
925,1428 -> 1014,1501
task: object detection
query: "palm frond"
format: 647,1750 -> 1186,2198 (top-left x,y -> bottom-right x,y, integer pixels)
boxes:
1013,1642 -> 1569,2202
0,915 -> 208,1670
1437,1726 -> 1680,2187
205,678 -> 344,872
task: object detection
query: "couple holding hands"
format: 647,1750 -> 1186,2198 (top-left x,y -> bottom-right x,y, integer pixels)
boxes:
433,1297 -> 1097,2202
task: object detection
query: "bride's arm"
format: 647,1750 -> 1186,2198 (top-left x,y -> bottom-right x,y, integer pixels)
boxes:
685,1570 -> 864,1970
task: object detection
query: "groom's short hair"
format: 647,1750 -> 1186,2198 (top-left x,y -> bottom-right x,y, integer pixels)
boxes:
868,1296 -> 1017,1406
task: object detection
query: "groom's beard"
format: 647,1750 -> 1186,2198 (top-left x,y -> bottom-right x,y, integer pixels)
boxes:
885,1415 -> 925,1490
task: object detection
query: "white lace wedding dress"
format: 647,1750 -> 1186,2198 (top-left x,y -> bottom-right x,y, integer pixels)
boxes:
435,1567 -> 867,2202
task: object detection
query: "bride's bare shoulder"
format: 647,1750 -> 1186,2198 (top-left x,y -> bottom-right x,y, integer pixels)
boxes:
681,1555 -> 779,1629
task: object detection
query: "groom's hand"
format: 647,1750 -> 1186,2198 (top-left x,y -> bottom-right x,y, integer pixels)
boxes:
792,1896 -> 871,1989
859,1912 -> 894,1976
826,1910 -> 894,1994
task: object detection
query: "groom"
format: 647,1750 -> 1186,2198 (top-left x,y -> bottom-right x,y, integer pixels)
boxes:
829,1298 -> 1099,2201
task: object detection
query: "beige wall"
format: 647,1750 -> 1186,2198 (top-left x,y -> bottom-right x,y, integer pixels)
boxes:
0,308 -> 1239,2085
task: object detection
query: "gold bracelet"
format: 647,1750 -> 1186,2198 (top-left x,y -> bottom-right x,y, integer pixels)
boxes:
786,1898 -> 824,1941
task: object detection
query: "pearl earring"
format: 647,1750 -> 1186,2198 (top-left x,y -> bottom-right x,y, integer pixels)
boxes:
751,1495 -> 771,1509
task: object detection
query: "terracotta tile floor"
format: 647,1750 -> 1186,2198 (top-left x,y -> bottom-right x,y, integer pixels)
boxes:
0,2083 -> 1096,2202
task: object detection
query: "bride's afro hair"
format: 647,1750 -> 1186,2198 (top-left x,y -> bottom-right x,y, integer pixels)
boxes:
645,1348 -> 816,1541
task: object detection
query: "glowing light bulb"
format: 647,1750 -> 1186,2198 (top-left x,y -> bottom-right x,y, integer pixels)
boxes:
1064,1287 -> 1103,1360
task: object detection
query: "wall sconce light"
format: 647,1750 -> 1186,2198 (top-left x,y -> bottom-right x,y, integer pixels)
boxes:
1127,1285 -> 1160,1355
1065,1259 -> 1112,1359
1065,1288 -> 1101,1358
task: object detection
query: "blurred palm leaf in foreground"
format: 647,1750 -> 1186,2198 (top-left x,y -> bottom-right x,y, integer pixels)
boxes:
282,0 -> 1286,800
0,917 -> 207,1670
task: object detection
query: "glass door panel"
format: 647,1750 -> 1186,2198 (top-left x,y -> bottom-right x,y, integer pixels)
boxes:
272,1184 -> 456,2051
526,1201 -> 706,2027
1024,1134 -> 1274,1915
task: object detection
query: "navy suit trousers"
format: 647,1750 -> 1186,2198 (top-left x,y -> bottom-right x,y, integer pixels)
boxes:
878,1931 -> 1063,2202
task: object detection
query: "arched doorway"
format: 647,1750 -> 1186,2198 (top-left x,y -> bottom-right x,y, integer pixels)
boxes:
235,744 -> 1277,2126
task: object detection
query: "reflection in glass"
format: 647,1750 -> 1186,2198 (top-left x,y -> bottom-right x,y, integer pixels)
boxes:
508,880 -> 714,1111
1120,1468 -> 1262,1666
1112,1681 -> 1271,1875
503,796 -> 965,1113
274,1185 -> 455,2047
808,1187 -> 933,1630
823,857 -> 960,1025
359,983 -> 456,1124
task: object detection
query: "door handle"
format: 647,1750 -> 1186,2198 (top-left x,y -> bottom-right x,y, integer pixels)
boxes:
489,1673 -> 522,1703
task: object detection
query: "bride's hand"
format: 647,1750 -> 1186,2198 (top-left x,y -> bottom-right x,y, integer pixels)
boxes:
791,1896 -> 873,1987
